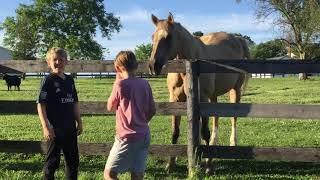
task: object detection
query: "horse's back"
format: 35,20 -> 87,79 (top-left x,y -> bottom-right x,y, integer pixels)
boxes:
200,32 -> 248,59
198,32 -> 249,98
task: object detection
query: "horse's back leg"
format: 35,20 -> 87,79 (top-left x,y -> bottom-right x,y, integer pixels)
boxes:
206,96 -> 218,174
229,88 -> 241,146
200,96 -> 210,146
209,96 -> 218,146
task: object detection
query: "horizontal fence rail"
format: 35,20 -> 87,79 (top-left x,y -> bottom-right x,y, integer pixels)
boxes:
197,145 -> 320,162
1,140 -> 320,162
0,140 -> 187,157
1,59 -> 320,74
0,60 -> 184,74
2,100 -> 320,119
0,101 -> 186,116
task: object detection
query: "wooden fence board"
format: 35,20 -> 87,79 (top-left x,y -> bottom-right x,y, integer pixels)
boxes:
199,103 -> 320,119
197,145 -> 320,162
2,59 -> 320,74
2,100 -> 320,119
0,60 -> 184,74
0,140 -> 187,157
1,140 -> 319,162
0,101 -> 186,115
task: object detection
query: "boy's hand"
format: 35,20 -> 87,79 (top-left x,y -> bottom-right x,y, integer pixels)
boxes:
77,122 -> 83,136
43,127 -> 55,141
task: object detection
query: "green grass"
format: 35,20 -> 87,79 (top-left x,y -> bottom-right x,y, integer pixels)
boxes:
1,76 -> 320,179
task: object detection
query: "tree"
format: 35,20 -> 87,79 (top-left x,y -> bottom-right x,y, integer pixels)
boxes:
0,5 -> 39,59
0,0 -> 121,60
192,31 -> 204,37
231,33 -> 255,47
134,43 -> 152,61
251,39 -> 287,59
254,0 -> 320,79
305,43 -> 320,59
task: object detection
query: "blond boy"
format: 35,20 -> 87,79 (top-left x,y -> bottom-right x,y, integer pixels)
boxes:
37,47 -> 82,180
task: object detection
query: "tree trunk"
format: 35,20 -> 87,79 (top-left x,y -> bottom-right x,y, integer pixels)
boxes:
298,51 -> 307,80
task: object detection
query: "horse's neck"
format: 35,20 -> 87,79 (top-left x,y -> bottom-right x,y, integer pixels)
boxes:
175,25 -> 204,59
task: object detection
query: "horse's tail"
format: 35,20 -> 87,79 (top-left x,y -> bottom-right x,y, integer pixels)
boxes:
239,37 -> 251,60
240,72 -> 249,96
239,37 -> 250,95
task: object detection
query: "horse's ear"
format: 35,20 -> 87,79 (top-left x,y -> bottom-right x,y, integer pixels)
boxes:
151,14 -> 159,25
168,12 -> 174,24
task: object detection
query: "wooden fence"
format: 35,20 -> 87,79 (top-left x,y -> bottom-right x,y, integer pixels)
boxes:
1,59 -> 320,175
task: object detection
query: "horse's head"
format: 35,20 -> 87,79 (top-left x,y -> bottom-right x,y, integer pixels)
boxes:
149,13 -> 178,75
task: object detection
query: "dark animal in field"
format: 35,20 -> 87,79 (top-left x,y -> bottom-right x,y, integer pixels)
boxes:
3,74 -> 21,91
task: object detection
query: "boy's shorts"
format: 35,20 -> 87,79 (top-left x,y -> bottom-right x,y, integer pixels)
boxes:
105,134 -> 150,173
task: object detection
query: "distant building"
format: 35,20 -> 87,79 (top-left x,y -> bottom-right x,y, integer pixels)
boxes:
0,46 -> 12,60
252,55 -> 294,78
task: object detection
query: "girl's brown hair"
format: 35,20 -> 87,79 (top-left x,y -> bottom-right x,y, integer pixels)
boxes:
114,51 -> 138,72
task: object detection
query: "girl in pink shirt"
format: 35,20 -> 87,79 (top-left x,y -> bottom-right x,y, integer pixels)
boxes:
104,51 -> 156,180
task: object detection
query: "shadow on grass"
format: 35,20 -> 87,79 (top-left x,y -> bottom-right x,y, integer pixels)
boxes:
0,155 -> 319,178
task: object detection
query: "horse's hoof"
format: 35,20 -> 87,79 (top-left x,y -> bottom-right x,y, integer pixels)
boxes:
165,163 -> 176,173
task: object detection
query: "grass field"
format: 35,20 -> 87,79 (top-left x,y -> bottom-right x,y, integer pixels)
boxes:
0,76 -> 320,179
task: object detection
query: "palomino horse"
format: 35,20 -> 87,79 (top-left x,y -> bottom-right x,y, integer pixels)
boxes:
149,13 -> 250,172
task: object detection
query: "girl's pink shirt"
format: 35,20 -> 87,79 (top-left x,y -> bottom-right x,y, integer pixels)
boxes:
107,77 -> 156,141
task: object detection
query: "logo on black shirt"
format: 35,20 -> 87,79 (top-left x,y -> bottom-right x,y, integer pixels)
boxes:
61,93 -> 74,103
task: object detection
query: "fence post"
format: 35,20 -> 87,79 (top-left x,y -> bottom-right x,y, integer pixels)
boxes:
186,59 -> 200,177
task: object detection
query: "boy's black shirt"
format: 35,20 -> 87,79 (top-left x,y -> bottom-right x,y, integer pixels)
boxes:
37,73 -> 78,136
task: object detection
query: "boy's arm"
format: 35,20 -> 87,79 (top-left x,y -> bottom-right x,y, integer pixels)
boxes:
37,103 -> 55,140
74,102 -> 83,136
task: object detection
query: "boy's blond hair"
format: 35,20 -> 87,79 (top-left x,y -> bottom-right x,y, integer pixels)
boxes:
46,47 -> 68,62
114,51 -> 138,72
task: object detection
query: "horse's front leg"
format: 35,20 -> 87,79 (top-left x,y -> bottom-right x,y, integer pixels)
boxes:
165,115 -> 181,172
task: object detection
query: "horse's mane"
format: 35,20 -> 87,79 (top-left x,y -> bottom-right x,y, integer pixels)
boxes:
173,22 -> 204,44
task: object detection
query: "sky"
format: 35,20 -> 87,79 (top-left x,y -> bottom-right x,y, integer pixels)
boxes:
0,0 -> 278,60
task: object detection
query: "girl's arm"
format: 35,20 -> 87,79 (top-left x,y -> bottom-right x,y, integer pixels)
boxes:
147,85 -> 156,122
107,81 -> 120,112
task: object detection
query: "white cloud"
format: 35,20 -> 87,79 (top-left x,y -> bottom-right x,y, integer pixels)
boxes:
175,13 -> 275,42
117,8 -> 151,23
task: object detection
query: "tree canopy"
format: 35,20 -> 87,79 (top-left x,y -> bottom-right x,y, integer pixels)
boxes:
254,0 -> 320,59
0,0 -> 121,60
251,39 -> 287,59
134,43 -> 152,61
